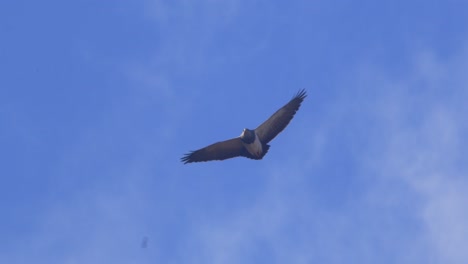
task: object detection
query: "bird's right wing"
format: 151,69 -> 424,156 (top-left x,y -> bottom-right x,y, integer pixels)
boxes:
181,137 -> 245,164
255,89 -> 307,143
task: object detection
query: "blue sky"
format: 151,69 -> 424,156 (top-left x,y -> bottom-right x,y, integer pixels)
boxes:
1,0 -> 468,263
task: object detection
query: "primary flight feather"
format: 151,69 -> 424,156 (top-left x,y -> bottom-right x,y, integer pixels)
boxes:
181,89 -> 307,164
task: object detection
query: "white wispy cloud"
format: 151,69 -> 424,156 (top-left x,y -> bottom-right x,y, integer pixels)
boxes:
186,45 -> 468,263
364,48 -> 468,263
4,1 -> 467,263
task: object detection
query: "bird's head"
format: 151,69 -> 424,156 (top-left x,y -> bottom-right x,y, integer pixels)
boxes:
240,128 -> 255,144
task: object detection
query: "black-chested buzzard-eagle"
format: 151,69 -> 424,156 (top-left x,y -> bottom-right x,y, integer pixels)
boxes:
181,89 -> 307,164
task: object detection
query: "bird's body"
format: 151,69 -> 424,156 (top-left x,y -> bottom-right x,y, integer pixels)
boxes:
181,89 -> 307,164
241,129 -> 264,158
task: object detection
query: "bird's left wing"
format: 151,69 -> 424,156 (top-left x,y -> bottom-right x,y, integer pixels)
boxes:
255,89 -> 307,143
181,137 -> 245,164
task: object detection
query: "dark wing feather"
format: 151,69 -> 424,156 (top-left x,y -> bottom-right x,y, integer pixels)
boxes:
181,137 -> 245,164
255,89 -> 307,143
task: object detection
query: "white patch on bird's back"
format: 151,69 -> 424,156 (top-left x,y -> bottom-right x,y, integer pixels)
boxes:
244,133 -> 263,158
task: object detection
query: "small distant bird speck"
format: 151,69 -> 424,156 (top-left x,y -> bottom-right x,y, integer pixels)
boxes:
181,89 -> 307,163
141,236 -> 148,248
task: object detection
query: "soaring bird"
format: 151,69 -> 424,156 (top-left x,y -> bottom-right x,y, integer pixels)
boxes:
181,89 -> 307,164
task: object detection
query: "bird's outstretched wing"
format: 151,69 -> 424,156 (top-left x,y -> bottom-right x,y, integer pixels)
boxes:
255,89 -> 307,143
181,137 -> 245,164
